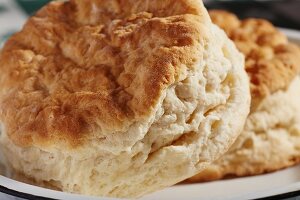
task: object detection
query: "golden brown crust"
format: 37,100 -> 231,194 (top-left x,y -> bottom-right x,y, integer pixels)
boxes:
209,10 -> 300,102
0,0 -> 210,148
209,10 -> 240,33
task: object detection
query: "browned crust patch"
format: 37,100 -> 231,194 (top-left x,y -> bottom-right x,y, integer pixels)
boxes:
210,10 -> 300,104
0,0 -> 209,148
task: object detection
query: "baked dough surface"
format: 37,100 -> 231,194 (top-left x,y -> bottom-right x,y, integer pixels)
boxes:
0,2 -> 250,198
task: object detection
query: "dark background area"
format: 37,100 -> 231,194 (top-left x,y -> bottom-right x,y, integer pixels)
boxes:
205,0 -> 300,30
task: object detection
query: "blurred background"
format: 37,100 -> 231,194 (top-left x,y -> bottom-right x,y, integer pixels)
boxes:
0,0 -> 299,46
204,0 -> 300,30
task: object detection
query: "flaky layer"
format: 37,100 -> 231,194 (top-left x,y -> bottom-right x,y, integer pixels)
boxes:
188,76 -> 300,182
187,10 -> 300,182
0,1 -> 250,198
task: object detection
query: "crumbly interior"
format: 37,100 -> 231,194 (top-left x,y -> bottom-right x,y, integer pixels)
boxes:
188,76 -> 300,182
187,10 -> 300,183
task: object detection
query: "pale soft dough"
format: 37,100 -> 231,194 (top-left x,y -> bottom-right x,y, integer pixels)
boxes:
188,76 -> 300,182
187,10 -> 300,182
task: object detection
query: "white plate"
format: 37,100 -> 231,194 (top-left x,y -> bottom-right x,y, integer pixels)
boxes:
0,29 -> 300,200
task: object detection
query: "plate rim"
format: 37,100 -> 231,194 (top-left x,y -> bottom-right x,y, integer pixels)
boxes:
1,183 -> 300,200
0,185 -> 58,200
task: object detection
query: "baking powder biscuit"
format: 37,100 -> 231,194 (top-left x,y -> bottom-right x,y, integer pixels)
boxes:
0,3 -> 250,197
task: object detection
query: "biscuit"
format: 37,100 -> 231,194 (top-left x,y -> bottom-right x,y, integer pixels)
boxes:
0,2 -> 250,198
187,10 -> 300,182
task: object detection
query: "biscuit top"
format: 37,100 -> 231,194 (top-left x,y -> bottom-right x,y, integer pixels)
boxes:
0,0 -> 209,148
210,10 -> 300,102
